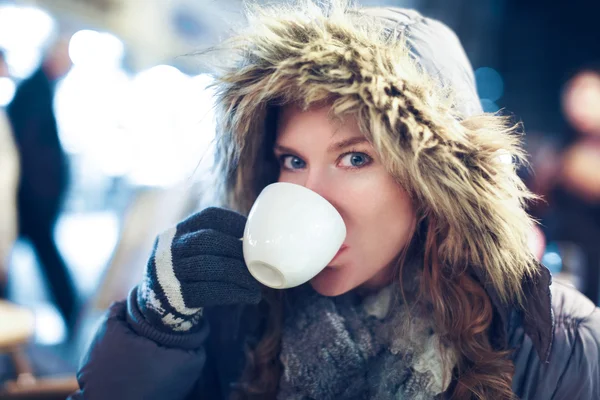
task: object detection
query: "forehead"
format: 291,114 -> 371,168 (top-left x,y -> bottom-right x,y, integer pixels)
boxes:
276,104 -> 364,143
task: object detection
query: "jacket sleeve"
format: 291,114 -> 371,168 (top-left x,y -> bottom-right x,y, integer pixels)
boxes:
511,282 -> 600,400
68,287 -> 211,400
549,302 -> 600,399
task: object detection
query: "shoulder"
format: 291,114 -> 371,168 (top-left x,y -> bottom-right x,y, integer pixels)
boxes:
511,281 -> 600,399
549,282 -> 600,393
550,281 -> 599,331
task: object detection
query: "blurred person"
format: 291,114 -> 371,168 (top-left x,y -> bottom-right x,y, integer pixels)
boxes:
548,70 -> 600,304
560,137 -> 600,202
563,70 -> 600,137
6,37 -> 78,331
0,49 -> 19,297
528,70 -> 600,305
560,70 -> 600,204
69,2 -> 600,400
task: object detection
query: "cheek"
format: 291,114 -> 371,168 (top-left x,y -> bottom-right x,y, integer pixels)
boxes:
342,173 -> 413,229
342,173 -> 415,264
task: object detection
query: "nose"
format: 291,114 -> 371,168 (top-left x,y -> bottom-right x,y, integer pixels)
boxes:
301,169 -> 338,209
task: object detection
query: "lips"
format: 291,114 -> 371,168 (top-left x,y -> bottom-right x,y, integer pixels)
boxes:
330,244 -> 348,262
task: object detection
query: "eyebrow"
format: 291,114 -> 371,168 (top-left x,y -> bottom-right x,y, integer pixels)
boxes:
273,143 -> 299,155
327,136 -> 369,152
273,136 -> 369,155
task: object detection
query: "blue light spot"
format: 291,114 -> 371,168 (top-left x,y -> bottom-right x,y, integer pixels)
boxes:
542,242 -> 563,274
475,67 -> 504,102
480,98 -> 500,113
172,7 -> 208,40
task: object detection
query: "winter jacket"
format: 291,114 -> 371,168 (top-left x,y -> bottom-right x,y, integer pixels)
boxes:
69,265 -> 600,400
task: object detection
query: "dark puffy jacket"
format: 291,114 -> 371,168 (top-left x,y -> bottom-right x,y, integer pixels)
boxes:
69,266 -> 600,400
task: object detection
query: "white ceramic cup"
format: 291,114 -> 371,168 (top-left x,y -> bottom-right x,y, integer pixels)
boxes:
243,182 -> 347,289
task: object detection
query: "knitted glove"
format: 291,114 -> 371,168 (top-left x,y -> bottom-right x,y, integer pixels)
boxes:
137,207 -> 261,332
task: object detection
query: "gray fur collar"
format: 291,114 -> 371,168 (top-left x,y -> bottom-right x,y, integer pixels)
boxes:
277,285 -> 456,400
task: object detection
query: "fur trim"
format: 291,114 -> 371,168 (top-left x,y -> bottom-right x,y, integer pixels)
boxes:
210,0 -> 539,304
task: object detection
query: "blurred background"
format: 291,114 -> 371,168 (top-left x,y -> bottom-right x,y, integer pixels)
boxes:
0,0 -> 598,398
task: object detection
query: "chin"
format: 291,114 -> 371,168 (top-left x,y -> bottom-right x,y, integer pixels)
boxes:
309,267 -> 356,297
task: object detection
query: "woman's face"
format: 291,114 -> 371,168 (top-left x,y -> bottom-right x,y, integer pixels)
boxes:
275,105 -> 416,296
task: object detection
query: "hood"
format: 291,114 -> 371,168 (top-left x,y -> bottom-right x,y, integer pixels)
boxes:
210,0 -> 540,306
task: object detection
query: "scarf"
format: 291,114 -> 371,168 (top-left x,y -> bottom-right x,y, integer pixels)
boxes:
277,284 -> 457,400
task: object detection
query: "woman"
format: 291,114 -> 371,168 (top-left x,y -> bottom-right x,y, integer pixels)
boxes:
71,2 -> 600,399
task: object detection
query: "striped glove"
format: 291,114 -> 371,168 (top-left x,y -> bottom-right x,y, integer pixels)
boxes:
136,207 -> 261,332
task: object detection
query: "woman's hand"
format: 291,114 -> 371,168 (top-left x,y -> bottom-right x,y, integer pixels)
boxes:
136,207 -> 261,332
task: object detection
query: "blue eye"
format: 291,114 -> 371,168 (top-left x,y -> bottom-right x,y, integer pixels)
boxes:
280,155 -> 306,170
339,152 -> 371,168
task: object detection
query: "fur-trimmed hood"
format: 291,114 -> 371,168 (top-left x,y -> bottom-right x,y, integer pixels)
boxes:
210,1 -> 543,313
